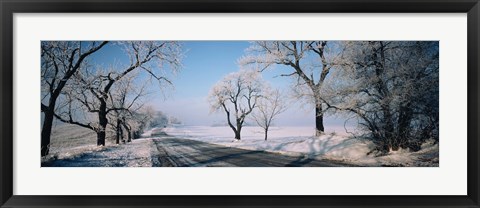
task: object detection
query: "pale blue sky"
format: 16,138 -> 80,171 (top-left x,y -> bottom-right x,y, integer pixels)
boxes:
88,41 -> 349,128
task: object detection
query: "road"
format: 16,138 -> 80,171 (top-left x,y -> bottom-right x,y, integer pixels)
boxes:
151,135 -> 353,167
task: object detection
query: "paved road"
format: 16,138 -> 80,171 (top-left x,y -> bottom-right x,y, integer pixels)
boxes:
151,135 -> 353,167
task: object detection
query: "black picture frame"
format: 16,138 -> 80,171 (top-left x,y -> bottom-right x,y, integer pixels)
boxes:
1,0 -> 479,207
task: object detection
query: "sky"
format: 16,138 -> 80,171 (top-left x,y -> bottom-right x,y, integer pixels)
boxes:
87,41 -> 351,127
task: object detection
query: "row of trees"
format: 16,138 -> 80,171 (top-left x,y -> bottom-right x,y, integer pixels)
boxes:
212,41 -> 439,153
41,41 -> 184,156
41,40 -> 438,156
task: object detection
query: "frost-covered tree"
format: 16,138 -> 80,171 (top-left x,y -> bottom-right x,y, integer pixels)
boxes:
240,41 -> 343,136
252,88 -> 287,141
131,105 -> 157,139
209,69 -> 265,140
149,111 -> 170,128
331,41 -> 439,152
41,41 -> 108,156
54,41 -> 183,146
168,116 -> 182,125
107,73 -> 148,144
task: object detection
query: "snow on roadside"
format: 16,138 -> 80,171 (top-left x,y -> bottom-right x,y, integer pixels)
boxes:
141,128 -> 157,137
42,138 -> 155,167
163,125 -> 439,167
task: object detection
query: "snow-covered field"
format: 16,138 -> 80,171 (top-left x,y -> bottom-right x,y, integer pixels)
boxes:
42,124 -> 438,167
42,138 -> 154,167
163,125 -> 439,167
42,124 -> 154,167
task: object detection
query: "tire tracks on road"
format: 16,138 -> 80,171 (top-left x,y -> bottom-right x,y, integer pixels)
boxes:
151,138 -> 177,167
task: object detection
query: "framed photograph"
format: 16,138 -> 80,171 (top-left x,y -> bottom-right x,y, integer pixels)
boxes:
1,0 -> 479,207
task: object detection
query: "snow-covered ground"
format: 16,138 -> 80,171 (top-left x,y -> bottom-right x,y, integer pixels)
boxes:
42,124 -> 155,167
42,138 -> 155,167
163,125 -> 439,167
43,124 -> 438,167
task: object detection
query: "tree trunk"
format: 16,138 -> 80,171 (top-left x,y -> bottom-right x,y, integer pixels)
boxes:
264,128 -> 268,141
126,130 -> 132,142
41,108 -> 55,156
123,123 -> 132,142
41,95 -> 59,156
120,126 -> 124,143
115,119 -> 122,144
382,107 -> 395,151
234,130 -> 241,140
235,120 -> 242,140
97,131 -> 106,146
97,101 -> 108,146
315,104 -> 325,136
397,104 -> 413,148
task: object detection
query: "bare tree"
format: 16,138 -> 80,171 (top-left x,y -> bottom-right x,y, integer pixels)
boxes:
331,41 -> 439,153
149,111 -> 170,128
209,69 -> 264,140
107,73 -> 148,144
54,41 -> 183,146
41,41 -> 108,156
240,41 -> 343,136
252,88 -> 287,141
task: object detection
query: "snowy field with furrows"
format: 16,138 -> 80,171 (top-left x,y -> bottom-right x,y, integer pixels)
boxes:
162,125 -> 439,167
